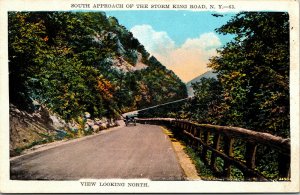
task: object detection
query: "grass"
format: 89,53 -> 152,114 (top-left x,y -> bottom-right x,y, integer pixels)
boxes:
183,145 -> 216,180
13,138 -> 52,156
13,131 -> 58,156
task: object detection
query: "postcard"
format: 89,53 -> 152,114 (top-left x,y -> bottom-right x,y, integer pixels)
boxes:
0,0 -> 299,193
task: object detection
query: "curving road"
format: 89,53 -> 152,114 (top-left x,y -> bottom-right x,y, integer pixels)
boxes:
10,124 -> 184,180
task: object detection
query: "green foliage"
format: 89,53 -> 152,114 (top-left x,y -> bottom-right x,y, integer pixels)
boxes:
8,11 -> 187,122
169,12 -> 289,180
230,166 -> 244,180
255,145 -> 279,179
208,12 -> 289,137
183,78 -> 223,124
232,139 -> 246,162
183,12 -> 289,138
138,100 -> 187,118
138,56 -> 187,108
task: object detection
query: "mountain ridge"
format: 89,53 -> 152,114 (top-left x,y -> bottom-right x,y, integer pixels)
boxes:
9,12 -> 187,118
8,11 -> 188,155
186,70 -> 217,97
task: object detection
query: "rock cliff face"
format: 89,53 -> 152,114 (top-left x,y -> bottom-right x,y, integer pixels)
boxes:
111,53 -> 148,72
112,52 -> 148,72
9,104 -> 118,157
10,104 -> 56,156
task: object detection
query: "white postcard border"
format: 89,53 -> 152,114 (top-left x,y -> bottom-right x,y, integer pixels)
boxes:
0,0 -> 299,193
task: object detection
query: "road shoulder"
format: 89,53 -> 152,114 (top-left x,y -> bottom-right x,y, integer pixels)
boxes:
161,126 -> 201,181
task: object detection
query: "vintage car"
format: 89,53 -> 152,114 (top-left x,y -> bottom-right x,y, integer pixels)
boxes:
124,114 -> 137,126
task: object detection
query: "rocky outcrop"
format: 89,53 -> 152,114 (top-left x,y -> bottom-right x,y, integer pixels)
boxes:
9,104 -> 119,157
9,104 -> 56,156
112,52 -> 148,72
131,52 -> 148,71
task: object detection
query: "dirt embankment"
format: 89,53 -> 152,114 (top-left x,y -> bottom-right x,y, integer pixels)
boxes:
10,104 -> 58,157
9,104 -> 119,157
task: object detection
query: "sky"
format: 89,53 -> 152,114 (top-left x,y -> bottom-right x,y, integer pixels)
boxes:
106,11 -> 236,83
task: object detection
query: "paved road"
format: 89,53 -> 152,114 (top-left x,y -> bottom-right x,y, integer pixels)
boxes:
10,124 -> 184,180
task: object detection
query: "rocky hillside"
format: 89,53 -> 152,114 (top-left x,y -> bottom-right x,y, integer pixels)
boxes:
10,103 -> 118,157
10,104 -> 56,156
9,12 -> 187,118
8,11 -> 187,155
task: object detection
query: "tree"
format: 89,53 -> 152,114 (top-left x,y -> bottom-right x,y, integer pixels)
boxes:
183,78 -> 223,124
8,12 -> 48,111
9,11 -> 188,122
209,12 -> 289,137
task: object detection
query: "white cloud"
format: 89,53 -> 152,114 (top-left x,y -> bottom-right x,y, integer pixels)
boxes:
130,25 -> 175,55
130,25 -> 221,82
182,32 -> 221,53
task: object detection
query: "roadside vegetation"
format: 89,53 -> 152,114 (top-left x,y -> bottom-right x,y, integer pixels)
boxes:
9,11 -> 187,155
139,12 -> 290,180
9,11 -> 187,123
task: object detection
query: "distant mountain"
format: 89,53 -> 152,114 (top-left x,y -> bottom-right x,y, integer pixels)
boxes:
186,70 -> 217,97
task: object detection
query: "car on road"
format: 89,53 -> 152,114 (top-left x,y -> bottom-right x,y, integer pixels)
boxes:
124,114 -> 137,126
